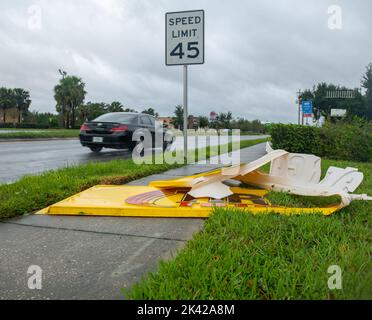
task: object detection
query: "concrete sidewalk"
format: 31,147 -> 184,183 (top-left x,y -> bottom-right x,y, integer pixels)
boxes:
0,143 -> 266,300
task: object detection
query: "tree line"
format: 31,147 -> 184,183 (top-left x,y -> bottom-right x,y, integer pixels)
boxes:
76,103 -> 158,124
5,63 -> 371,130
14,105 -> 159,129
0,70 -> 266,134
300,63 -> 372,121
171,105 -> 266,133
0,74 -> 266,133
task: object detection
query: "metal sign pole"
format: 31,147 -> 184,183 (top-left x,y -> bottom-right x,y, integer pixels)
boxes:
297,89 -> 301,125
302,112 -> 304,125
183,65 -> 188,161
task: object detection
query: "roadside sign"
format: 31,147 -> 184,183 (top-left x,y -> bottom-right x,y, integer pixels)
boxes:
331,109 -> 346,117
165,10 -> 204,66
210,111 -> 217,121
301,100 -> 313,117
165,9 -> 205,160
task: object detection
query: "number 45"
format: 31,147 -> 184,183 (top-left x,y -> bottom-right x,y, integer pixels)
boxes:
170,42 -> 199,59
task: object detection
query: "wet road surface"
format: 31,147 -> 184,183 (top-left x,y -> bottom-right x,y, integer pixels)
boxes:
0,135 -> 268,184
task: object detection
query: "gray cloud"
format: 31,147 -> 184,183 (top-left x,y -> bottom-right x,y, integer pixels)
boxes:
0,0 -> 371,122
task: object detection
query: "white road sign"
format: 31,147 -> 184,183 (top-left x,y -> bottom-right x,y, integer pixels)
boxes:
165,10 -> 204,66
331,109 -> 347,117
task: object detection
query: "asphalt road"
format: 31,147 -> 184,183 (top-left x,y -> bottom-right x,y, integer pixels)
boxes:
0,135 -> 268,184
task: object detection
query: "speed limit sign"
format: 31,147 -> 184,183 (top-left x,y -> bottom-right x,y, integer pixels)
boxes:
165,10 -> 204,66
165,9 -> 205,160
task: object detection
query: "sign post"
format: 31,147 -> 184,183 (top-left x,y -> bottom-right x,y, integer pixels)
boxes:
165,9 -> 205,160
183,65 -> 188,154
296,90 -> 301,125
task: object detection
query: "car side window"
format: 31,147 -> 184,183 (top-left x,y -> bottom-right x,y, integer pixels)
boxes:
148,116 -> 155,126
131,115 -> 139,125
140,116 -> 151,125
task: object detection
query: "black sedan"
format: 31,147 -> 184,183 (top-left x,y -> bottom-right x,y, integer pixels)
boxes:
79,112 -> 174,153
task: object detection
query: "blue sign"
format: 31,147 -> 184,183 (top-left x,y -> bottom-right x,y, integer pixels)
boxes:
301,100 -> 313,115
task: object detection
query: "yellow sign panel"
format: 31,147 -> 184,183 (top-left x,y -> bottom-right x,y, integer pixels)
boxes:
37,185 -> 341,217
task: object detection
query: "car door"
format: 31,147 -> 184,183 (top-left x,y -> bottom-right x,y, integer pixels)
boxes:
139,115 -> 154,148
147,116 -> 156,143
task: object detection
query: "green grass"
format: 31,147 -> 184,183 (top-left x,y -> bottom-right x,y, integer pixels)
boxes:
126,159 -> 372,300
240,131 -> 267,136
266,191 -> 341,208
170,129 -> 268,136
0,138 -> 268,219
0,129 -> 79,139
0,160 -> 176,219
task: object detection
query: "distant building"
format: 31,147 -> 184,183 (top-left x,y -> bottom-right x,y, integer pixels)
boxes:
158,117 -> 174,129
159,115 -> 199,130
0,107 -> 20,123
188,115 -> 199,129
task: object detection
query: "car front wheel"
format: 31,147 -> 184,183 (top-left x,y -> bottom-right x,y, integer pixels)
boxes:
163,141 -> 171,151
89,146 -> 103,153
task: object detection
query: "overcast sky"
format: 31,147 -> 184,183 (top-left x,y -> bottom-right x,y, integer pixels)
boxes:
0,0 -> 371,122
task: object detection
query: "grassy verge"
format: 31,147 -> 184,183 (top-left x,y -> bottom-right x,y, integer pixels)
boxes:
170,129 -> 268,137
126,159 -> 372,299
240,131 -> 267,136
0,138 -> 268,219
0,129 -> 79,139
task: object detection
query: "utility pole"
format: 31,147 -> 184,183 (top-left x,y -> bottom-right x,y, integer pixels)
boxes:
296,89 -> 301,125
58,69 -> 67,128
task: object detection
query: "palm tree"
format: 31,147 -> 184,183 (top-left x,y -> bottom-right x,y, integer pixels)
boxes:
216,111 -> 233,129
172,105 -> 184,129
142,107 -> 159,117
107,101 -> 124,113
54,73 -> 86,128
13,88 -> 31,123
198,116 -> 209,128
54,82 -> 69,127
70,77 -> 86,127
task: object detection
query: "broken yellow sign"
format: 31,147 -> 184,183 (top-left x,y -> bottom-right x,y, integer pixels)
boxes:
37,143 -> 371,217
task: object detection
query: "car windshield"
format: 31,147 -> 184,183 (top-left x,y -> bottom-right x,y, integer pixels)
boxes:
92,113 -> 137,123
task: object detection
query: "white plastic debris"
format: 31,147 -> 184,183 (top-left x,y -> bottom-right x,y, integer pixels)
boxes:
188,142 -> 371,209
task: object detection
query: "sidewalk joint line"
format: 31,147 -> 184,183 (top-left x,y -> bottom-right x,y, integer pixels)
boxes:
0,221 -> 187,242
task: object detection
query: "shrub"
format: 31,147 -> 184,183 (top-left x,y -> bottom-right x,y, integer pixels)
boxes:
270,122 -> 372,162
269,124 -> 316,153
